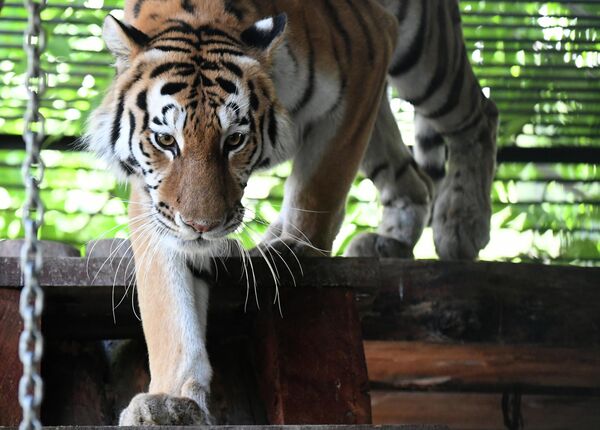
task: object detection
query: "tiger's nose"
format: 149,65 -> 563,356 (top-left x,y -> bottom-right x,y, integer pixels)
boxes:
182,218 -> 219,233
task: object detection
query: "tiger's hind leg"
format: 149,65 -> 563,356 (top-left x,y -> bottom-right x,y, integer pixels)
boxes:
345,94 -> 432,258
385,0 -> 498,260
428,100 -> 498,260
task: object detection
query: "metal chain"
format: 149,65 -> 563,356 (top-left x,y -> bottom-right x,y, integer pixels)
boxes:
19,0 -> 47,428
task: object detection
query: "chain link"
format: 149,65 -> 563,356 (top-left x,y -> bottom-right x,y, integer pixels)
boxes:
19,0 -> 47,428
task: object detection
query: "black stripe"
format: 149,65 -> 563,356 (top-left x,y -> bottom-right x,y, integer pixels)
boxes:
345,0 -> 375,64
224,0 -> 245,20
139,136 -> 151,158
202,37 -> 242,50
446,109 -> 482,137
257,111 -> 267,165
175,68 -> 196,77
137,90 -> 149,131
268,106 -> 278,146
284,42 -> 299,74
162,104 -> 175,116
368,163 -> 388,181
120,160 -> 135,175
151,45 -> 192,53
249,89 -> 259,111
416,133 -> 445,152
150,62 -> 195,78
109,71 -> 142,149
396,0 -> 411,23
133,0 -> 145,18
161,82 -> 188,95
127,156 -> 140,169
216,77 -> 238,94
389,1 -> 428,76
395,159 -> 413,181
136,90 -> 147,111
110,94 -> 125,149
222,61 -> 243,78
291,19 -> 315,115
404,4 -> 448,106
197,26 -> 241,45
201,61 -> 219,71
424,165 -> 446,180
111,17 -> 149,46
322,0 -> 352,60
128,110 -> 136,159
150,23 -> 197,40
426,48 -> 468,119
181,0 -> 195,13
206,48 -> 245,56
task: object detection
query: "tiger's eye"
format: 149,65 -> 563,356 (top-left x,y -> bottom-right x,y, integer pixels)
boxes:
157,133 -> 175,146
225,132 -> 245,149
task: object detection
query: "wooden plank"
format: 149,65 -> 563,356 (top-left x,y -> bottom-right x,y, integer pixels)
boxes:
365,259 -> 600,346
0,288 -> 22,426
371,391 -> 600,430
1,256 -> 599,345
16,426 -> 449,430
0,256 -> 380,290
253,289 -> 371,424
364,341 -> 600,392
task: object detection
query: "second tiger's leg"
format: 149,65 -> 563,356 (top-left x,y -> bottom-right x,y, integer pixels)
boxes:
386,0 -> 499,260
272,100 -> 387,256
345,94 -> 432,258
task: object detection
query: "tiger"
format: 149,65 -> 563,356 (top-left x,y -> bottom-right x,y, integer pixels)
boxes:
85,0 -> 497,425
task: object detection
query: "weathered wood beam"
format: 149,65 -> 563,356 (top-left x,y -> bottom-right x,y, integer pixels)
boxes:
367,259 -> 600,347
365,341 -> 600,393
3,427 -> 449,430
371,392 -> 600,429
0,257 -> 599,345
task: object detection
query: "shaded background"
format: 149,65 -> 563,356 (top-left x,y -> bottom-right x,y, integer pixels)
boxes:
0,0 -> 599,264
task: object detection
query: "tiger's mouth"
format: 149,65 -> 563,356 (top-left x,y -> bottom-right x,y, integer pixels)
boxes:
151,204 -> 245,252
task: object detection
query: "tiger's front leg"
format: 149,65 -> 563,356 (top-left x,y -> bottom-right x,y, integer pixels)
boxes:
263,93 -> 395,257
119,184 -> 213,426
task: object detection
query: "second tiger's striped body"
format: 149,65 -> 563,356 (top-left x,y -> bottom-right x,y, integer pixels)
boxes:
86,0 -> 497,424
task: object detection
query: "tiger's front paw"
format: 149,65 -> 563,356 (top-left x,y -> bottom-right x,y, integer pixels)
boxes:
345,232 -> 413,258
118,393 -> 212,426
432,180 -> 491,260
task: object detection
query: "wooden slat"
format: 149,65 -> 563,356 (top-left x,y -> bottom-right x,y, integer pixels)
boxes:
371,391 -> 600,430
364,341 -> 600,392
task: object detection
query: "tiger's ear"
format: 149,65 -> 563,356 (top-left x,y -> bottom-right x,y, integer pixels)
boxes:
102,15 -> 149,60
240,14 -> 287,52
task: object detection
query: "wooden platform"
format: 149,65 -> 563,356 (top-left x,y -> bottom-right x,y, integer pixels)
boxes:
1,426 -> 449,430
1,240 -> 599,428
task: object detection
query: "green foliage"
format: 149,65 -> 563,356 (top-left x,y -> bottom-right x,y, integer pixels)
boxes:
1,0 -> 599,264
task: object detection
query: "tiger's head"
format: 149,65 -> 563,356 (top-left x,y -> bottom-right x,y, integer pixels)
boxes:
86,13 -> 292,252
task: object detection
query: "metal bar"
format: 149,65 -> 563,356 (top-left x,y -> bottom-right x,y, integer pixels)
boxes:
463,23 -> 600,30
463,12 -> 600,21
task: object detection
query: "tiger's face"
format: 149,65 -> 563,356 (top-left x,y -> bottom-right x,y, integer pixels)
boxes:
87,14 -> 291,252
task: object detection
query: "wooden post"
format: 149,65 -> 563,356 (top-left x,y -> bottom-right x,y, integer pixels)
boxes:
253,287 -> 371,425
0,287 -> 22,425
0,240 -> 83,425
